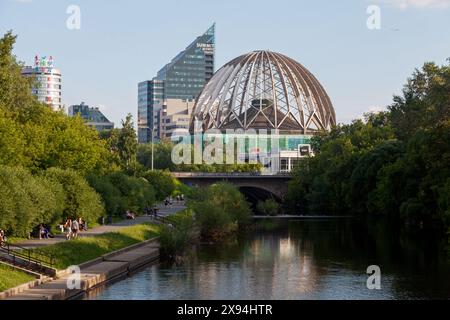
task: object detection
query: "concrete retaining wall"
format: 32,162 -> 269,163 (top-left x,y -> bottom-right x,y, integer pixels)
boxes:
2,238 -> 161,300
0,261 -> 53,300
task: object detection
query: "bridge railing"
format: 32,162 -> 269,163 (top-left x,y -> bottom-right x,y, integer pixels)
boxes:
172,172 -> 291,178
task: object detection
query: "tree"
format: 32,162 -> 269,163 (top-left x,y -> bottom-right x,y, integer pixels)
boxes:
287,61 -> 450,236
188,182 -> 251,239
257,199 -> 280,216
142,170 -> 176,201
117,114 -> 138,170
0,166 -> 64,237
87,174 -> 124,216
388,62 -> 450,140
0,31 -> 36,114
137,141 -> 175,171
45,168 -> 105,223
107,172 -> 155,214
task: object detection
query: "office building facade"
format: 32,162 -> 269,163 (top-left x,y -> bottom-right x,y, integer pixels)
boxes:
159,98 -> 195,139
138,80 -> 164,143
68,102 -> 114,132
138,24 -> 215,143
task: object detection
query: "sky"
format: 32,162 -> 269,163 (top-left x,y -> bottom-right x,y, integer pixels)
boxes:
0,0 -> 449,127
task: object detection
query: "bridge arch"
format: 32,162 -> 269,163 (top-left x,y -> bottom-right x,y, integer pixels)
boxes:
173,172 -> 291,204
238,185 -> 281,209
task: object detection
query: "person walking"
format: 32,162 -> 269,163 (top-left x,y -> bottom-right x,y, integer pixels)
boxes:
0,229 -> 6,247
38,224 -> 44,240
72,218 -> 80,239
78,217 -> 87,231
64,219 -> 73,240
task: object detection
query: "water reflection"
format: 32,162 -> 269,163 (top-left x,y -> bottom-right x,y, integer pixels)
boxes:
86,219 -> 450,300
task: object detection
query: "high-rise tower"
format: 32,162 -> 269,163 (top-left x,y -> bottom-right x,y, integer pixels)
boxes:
22,55 -> 62,110
138,24 -> 215,143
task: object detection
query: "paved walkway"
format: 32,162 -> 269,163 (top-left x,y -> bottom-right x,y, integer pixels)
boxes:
12,203 -> 187,250
1,202 -> 188,300
4,239 -> 162,300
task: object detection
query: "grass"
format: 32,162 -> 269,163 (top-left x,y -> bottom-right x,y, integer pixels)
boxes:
32,223 -> 159,270
164,208 -> 193,225
0,263 -> 36,292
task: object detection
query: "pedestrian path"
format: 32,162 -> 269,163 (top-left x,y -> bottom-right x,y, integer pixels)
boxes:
1,203 -> 188,300
12,203 -> 186,250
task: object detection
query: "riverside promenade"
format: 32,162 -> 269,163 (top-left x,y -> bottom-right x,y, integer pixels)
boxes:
2,203 -> 186,300
12,203 -> 185,249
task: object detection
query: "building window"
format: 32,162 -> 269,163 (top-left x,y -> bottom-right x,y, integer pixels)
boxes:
280,159 -> 289,172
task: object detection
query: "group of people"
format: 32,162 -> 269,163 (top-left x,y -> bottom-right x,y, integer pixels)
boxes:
164,194 -> 184,207
63,217 -> 87,240
125,210 -> 136,220
38,224 -> 54,239
0,229 -> 7,247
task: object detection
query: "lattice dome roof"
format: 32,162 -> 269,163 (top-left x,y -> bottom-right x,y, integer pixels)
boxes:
190,50 -> 336,134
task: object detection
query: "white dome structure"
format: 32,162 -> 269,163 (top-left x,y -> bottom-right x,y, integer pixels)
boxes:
190,50 -> 335,134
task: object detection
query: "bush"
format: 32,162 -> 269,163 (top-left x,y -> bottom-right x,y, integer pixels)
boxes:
191,202 -> 231,237
107,172 -> 155,214
257,199 -> 280,216
188,182 -> 251,240
44,168 -> 105,224
158,222 -> 191,258
0,166 -> 64,237
87,174 -> 124,216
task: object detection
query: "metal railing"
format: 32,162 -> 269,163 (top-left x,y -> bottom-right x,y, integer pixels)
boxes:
154,214 -> 178,227
0,242 -> 55,269
172,172 -> 291,178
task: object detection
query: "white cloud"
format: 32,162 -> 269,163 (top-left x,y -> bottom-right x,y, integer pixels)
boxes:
375,0 -> 450,9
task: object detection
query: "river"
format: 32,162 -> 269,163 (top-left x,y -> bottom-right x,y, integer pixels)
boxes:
85,219 -> 450,300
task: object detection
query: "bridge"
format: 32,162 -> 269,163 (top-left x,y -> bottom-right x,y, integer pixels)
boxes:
172,172 -> 291,204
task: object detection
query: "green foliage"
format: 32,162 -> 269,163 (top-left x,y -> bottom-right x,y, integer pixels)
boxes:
0,33 -> 110,175
137,141 -> 175,171
388,62 -> 450,141
158,213 -> 195,258
257,199 -> 280,216
117,114 -> 138,171
44,168 -> 104,224
188,182 -> 251,240
142,170 -> 176,201
0,166 -> 64,237
87,174 -> 124,216
136,140 -> 263,173
287,61 -> 450,236
107,172 -> 155,214
0,31 -> 36,114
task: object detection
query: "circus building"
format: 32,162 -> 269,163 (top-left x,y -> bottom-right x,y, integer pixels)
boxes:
190,50 -> 336,172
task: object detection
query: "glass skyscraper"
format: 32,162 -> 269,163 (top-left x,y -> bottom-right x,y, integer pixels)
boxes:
138,24 -> 215,143
138,80 -> 164,143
